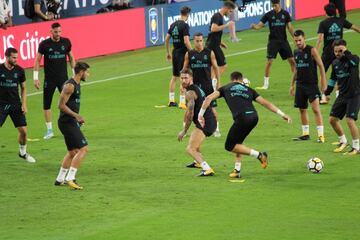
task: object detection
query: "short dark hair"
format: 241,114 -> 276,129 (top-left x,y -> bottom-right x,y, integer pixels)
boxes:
51,22 -> 61,29
230,71 -> 243,81
294,29 -> 305,37
5,48 -> 18,57
180,6 -> 191,16
180,68 -> 193,77
74,62 -> 90,74
194,32 -> 203,38
224,1 -> 236,9
333,39 -> 347,47
324,3 -> 337,17
271,0 -> 280,4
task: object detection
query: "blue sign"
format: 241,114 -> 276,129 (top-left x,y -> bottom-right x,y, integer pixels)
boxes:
149,8 -> 159,45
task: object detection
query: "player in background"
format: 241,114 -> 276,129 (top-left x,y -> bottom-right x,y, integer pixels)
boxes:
183,32 -> 221,137
251,0 -> 295,90
330,0 -> 346,19
34,22 -> 76,139
324,40 -> 360,155
165,6 -> 192,109
198,71 -> 291,178
177,69 -> 216,176
0,48 -> 36,163
290,30 -> 327,143
54,62 -> 90,190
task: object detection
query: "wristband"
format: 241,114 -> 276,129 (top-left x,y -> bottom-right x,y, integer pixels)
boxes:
33,71 -> 39,80
199,108 -> 206,117
276,109 -> 285,117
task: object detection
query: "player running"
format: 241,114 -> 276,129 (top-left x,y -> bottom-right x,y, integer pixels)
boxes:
177,69 -> 216,176
198,71 -> 291,178
291,30 -> 327,143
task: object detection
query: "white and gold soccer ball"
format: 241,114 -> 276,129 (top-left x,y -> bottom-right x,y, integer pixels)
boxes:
242,78 -> 251,87
307,157 -> 324,173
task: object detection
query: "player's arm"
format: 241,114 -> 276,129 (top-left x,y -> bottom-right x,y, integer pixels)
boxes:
250,21 -> 265,30
33,52 -> 43,90
68,51 -> 76,75
165,33 -> 172,61
290,68 -> 297,96
178,90 -> 197,141
20,82 -> 27,114
210,51 -> 220,88
255,96 -> 291,123
312,47 -> 327,92
184,35 -> 192,51
58,83 -> 85,124
286,22 -> 295,38
350,24 -> 360,33
34,3 -> 50,20
315,33 -> 324,51
198,90 -> 220,127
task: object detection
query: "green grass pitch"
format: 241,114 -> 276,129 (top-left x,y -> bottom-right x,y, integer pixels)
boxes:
1,11 -> 360,240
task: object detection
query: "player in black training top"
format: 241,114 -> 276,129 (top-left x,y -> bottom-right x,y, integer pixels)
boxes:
198,71 -> 291,178
324,40 -> 360,155
291,30 -> 327,143
251,0 -> 295,90
34,22 -> 76,140
316,3 -> 360,73
206,1 -> 235,90
177,69 -> 216,177
330,0 -> 346,19
165,6 -> 192,109
183,32 -> 221,137
0,48 -> 36,163
54,62 -> 90,190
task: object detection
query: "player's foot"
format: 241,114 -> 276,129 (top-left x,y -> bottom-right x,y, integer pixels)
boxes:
168,101 -> 178,107
343,148 -> 360,155
43,129 -> 54,140
319,99 -> 328,105
186,161 -> 201,168
292,135 -> 310,141
317,136 -> 325,143
178,103 -> 187,110
213,130 -> 221,137
255,86 -> 269,90
229,169 -> 241,178
197,168 -> 215,177
257,152 -> 268,169
230,37 -> 240,42
54,180 -> 67,186
67,180 -> 83,190
19,153 -> 36,163
334,142 -> 349,153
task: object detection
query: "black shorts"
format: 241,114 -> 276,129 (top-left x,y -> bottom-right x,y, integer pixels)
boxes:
43,79 -> 66,110
172,49 -> 186,77
194,116 -> 216,137
0,104 -> 27,128
225,112 -> 259,151
330,95 -> 360,120
321,49 -> 336,72
267,40 -> 293,60
209,46 -> 226,67
294,84 -> 321,109
58,118 -> 88,151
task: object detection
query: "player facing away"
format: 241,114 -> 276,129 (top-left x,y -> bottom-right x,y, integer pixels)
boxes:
251,0 -> 295,90
0,48 -> 36,163
183,32 -> 221,137
198,71 -> 291,178
290,30 -> 327,143
165,6 -> 192,109
177,69 -> 216,176
324,40 -> 360,155
54,62 -> 90,190
34,22 -> 76,139
329,0 -> 346,19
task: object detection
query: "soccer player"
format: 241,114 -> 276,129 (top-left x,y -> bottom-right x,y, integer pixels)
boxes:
324,40 -> 360,155
251,0 -> 295,90
198,71 -> 291,178
34,22 -> 76,139
0,48 -> 36,163
329,0 -> 346,19
165,6 -> 192,109
291,30 -> 327,143
183,32 -> 221,137
177,69 -> 216,176
54,62 -> 90,190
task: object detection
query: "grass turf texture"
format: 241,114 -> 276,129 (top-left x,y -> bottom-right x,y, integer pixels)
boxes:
1,11 -> 360,240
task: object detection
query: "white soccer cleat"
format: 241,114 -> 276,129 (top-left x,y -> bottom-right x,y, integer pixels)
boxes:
43,130 -> 54,140
19,153 -> 36,163
213,130 -> 221,138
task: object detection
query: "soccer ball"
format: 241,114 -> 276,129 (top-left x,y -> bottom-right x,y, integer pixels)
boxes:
307,157 -> 324,173
242,78 -> 251,87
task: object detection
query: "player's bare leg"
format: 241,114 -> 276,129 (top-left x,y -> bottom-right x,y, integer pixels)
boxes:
43,109 -> 54,139
329,116 -> 348,152
257,58 -> 273,90
310,99 -> 325,143
293,109 -> 310,141
231,144 -> 268,169
17,126 -> 36,163
179,84 -> 187,110
65,146 -> 89,189
211,65 -> 226,137
345,117 -> 359,155
168,76 -> 178,107
229,153 -> 243,178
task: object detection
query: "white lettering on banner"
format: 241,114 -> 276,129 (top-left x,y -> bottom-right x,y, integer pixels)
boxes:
239,0 -> 271,18
168,9 -> 219,29
63,0 -> 110,9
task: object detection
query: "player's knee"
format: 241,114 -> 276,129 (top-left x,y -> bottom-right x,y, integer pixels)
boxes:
80,145 -> 89,154
329,116 -> 338,125
345,117 -> 356,125
186,145 -> 195,155
18,127 -> 27,137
